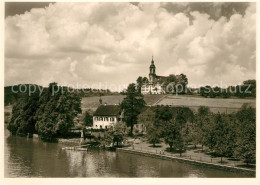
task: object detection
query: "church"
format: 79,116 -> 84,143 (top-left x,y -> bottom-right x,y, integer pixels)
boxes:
141,57 -> 167,95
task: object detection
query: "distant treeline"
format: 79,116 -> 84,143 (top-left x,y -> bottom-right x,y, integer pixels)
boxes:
4,84 -> 43,106
4,84 -> 119,106
198,80 -> 256,98
134,74 -> 255,98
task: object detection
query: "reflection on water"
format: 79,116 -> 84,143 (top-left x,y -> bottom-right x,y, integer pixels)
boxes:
4,128 -> 251,177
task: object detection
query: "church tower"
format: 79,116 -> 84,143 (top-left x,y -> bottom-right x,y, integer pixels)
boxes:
149,56 -> 156,83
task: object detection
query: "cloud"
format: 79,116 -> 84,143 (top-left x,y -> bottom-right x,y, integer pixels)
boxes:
5,2 -> 256,89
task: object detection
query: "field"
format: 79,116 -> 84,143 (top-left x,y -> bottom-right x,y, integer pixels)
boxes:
156,95 -> 256,113
81,94 -> 164,113
81,95 -> 125,113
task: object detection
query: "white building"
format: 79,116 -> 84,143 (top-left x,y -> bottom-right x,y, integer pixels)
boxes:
93,105 -> 124,129
141,83 -> 164,95
141,57 -> 166,95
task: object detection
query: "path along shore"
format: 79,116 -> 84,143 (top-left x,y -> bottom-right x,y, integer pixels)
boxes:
117,147 -> 255,177
57,136 -> 255,176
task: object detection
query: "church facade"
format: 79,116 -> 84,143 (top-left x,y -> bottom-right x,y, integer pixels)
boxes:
141,57 -> 166,95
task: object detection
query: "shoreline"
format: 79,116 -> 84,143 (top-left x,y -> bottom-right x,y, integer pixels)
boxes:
117,148 -> 255,177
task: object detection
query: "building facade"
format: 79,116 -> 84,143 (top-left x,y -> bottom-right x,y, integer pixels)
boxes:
93,105 -> 124,129
141,57 -> 166,95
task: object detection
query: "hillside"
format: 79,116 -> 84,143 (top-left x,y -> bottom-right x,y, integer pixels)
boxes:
80,94 -> 165,113
156,95 -> 256,113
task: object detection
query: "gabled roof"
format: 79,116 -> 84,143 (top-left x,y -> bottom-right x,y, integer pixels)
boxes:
93,105 -> 121,116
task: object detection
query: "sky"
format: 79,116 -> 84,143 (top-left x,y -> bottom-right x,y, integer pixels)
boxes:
5,2 -> 256,91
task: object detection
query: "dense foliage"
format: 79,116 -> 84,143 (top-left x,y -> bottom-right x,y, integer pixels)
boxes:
84,111 -> 93,127
146,123 -> 161,147
105,122 -> 127,147
121,83 -> 146,136
199,79 -> 256,98
160,74 -> 188,94
234,105 -> 256,165
7,82 -> 82,142
141,105 -> 256,164
7,92 -> 40,137
144,106 -> 194,155
136,76 -> 149,93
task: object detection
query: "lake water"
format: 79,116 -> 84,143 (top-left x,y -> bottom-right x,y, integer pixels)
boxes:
4,128 -> 252,178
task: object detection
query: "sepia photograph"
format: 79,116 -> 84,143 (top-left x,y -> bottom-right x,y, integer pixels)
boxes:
1,0 -> 258,183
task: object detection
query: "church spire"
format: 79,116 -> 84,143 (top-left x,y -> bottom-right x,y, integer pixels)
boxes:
149,56 -> 156,76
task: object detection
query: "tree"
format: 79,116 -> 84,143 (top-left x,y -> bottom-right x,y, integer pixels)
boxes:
175,128 -> 186,156
155,106 -> 191,155
84,111 -> 93,127
136,76 -> 143,93
106,122 -> 127,147
136,76 -> 149,93
142,77 -> 149,84
163,119 -> 179,152
162,117 -> 186,155
235,105 -> 256,165
121,83 -> 146,136
7,91 -> 40,137
162,74 -> 176,93
175,74 -> 188,94
35,83 -> 82,141
155,105 -> 173,122
243,79 -> 256,97
209,113 -> 234,163
137,107 -> 155,129
235,80 -> 256,98
174,108 -> 190,156
146,123 -> 161,147
200,85 -> 211,97
192,106 -> 211,150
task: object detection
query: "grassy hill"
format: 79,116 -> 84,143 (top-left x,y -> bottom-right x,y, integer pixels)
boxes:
156,95 -> 256,113
81,94 -> 165,113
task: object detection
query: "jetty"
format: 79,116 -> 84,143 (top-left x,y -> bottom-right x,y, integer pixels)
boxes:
62,145 -> 89,151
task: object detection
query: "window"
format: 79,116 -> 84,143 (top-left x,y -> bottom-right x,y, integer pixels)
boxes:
100,125 -> 102,129
96,125 -> 98,128
112,117 -> 114,121
101,117 -> 103,121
